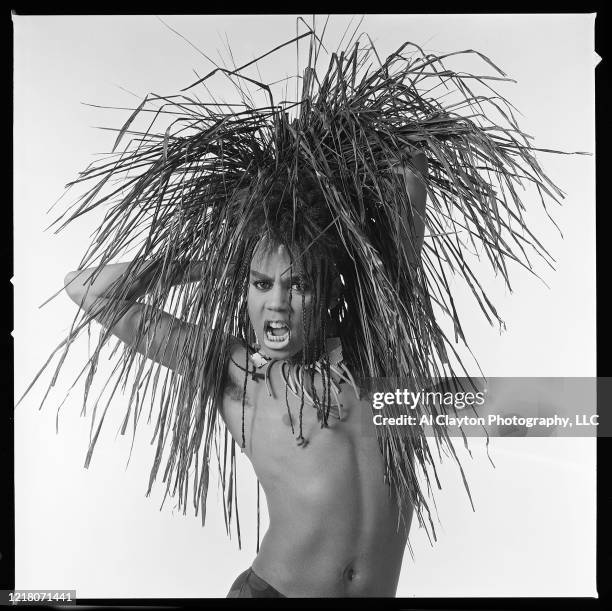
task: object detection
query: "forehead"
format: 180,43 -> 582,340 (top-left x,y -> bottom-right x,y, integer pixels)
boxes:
250,241 -> 303,275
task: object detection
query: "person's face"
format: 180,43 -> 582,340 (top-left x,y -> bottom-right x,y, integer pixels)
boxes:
247,242 -> 315,359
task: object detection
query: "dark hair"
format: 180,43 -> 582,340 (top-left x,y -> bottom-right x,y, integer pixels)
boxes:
233,171 -> 347,446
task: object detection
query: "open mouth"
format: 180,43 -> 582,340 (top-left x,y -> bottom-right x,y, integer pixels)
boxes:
263,320 -> 291,347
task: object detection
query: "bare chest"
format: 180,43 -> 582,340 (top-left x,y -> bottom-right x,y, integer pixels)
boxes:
222,366 -> 388,497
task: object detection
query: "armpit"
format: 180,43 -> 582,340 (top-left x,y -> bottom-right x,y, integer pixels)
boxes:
222,338 -> 253,405
223,370 -> 251,405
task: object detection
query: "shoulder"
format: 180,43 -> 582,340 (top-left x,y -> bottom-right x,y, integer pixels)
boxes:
224,336 -> 250,385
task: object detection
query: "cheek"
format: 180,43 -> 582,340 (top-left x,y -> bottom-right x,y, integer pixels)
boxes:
246,291 -> 260,319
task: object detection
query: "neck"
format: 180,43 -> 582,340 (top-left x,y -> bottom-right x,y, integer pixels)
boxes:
255,335 -> 342,365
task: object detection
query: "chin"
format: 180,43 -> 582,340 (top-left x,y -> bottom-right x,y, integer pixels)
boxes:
259,337 -> 303,360
261,343 -> 300,359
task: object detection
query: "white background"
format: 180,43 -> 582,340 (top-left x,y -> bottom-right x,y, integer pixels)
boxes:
14,14 -> 596,598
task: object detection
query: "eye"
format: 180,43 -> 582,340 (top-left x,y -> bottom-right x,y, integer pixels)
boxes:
252,280 -> 271,290
291,280 -> 309,292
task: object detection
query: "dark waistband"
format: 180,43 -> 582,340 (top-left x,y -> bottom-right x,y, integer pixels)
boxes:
227,566 -> 286,598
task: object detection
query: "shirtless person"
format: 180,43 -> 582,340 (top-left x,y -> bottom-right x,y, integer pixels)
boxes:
63,154 -> 428,598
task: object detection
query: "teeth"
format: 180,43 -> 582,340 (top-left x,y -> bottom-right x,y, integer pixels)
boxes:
264,321 -> 290,346
265,329 -> 289,342
268,321 -> 288,329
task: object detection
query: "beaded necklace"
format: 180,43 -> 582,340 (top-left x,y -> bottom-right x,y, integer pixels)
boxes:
231,337 -> 360,447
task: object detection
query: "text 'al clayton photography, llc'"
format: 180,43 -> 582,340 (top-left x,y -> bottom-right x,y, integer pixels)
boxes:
366,377 -> 602,436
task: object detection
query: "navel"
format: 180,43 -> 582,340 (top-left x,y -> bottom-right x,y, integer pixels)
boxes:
342,563 -> 358,583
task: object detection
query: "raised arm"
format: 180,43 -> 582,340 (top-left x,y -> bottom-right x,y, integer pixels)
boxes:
390,150 -> 428,267
64,259 -> 202,371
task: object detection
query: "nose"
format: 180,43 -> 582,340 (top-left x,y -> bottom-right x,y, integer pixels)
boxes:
266,282 -> 291,312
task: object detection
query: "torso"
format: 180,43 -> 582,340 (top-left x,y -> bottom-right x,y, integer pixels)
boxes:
220,341 -> 412,597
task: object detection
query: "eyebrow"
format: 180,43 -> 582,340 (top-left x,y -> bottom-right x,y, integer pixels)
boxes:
249,269 -> 304,281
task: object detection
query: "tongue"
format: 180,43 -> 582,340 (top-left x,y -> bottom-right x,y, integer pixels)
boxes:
270,326 -> 287,337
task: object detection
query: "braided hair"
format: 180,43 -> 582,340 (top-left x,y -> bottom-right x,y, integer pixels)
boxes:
233,171 -> 346,447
